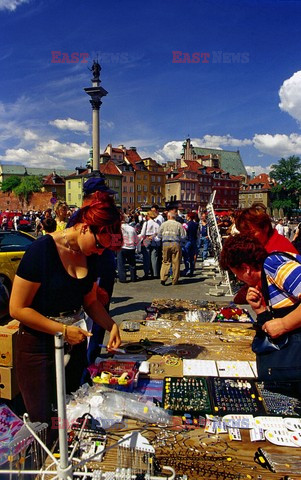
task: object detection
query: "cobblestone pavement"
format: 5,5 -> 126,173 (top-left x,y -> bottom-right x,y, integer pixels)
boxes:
109,259 -> 236,325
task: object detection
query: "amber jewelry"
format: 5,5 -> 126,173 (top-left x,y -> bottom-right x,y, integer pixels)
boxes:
61,229 -> 81,254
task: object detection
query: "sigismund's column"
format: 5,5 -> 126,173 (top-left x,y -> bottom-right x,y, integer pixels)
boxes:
84,60 -> 108,174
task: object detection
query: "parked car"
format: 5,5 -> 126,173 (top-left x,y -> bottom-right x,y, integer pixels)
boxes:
0,230 -> 35,318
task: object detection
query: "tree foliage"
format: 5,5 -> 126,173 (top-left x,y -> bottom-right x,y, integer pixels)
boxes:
1,175 -> 21,192
269,156 -> 301,216
13,176 -> 43,204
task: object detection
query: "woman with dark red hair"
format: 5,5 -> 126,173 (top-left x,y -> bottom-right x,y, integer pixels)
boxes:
233,203 -> 297,303
235,203 -> 297,253
10,191 -> 122,430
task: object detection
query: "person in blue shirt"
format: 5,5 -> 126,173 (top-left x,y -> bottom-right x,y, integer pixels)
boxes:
182,212 -> 199,276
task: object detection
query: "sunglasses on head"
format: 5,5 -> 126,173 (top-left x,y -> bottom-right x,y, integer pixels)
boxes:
92,231 -> 106,250
90,226 -> 108,250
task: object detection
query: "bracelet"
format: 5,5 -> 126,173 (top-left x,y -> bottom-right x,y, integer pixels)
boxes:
62,324 -> 67,339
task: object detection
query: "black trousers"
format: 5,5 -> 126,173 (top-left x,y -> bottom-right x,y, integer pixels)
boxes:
16,326 -> 87,426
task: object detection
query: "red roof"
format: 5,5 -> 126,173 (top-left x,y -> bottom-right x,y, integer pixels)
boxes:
43,173 -> 65,185
99,160 -> 122,176
126,148 -> 142,164
183,160 -> 202,172
112,148 -> 124,154
244,173 -> 276,191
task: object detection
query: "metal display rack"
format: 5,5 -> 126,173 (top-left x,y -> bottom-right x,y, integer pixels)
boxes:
0,333 -> 177,480
205,191 -> 234,296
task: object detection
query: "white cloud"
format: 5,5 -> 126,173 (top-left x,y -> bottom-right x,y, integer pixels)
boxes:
153,135 -> 253,163
245,164 -> 272,176
153,140 -> 183,162
0,0 -> 29,11
36,139 -> 90,160
279,71 -> 301,123
23,129 -> 38,140
0,140 -> 90,168
253,133 -> 301,157
196,135 -> 252,148
50,117 -> 89,133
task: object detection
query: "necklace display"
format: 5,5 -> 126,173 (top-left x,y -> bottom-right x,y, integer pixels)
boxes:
61,230 -> 81,254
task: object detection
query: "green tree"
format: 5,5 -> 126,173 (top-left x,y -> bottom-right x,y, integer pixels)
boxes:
13,175 -> 43,205
269,156 -> 301,217
0,175 -> 21,192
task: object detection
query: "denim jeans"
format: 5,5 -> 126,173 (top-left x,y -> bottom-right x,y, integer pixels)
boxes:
182,241 -> 197,274
199,237 -> 210,260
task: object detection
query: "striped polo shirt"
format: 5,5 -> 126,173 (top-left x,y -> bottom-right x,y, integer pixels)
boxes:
264,252 -> 301,309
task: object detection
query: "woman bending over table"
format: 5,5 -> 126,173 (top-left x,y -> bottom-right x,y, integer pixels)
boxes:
10,191 -> 122,427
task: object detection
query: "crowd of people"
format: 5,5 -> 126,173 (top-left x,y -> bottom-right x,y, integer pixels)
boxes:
6,180 -> 301,440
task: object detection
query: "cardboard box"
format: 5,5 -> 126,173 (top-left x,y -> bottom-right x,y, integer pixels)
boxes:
0,366 -> 19,400
0,320 -> 19,367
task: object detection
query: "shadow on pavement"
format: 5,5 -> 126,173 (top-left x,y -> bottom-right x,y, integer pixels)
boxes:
111,296 -> 133,304
109,301 -> 149,317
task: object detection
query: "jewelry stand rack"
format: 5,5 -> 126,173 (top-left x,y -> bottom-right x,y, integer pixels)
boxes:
0,333 -> 177,480
206,191 -> 234,296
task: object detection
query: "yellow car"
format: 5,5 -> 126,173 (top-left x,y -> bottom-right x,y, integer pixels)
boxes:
0,230 -> 35,318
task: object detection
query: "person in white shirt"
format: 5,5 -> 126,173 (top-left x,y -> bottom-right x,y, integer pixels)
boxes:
117,215 -> 138,283
139,211 -> 160,279
151,204 -> 165,226
13,214 -> 19,231
275,219 -> 285,236
151,204 -> 165,273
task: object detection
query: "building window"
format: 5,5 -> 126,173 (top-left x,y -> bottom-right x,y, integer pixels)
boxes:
137,184 -> 142,191
68,181 -> 71,189
151,175 -> 156,182
138,195 -> 142,203
157,176 -> 161,183
158,186 -> 161,193
157,196 -> 161,204
143,185 -> 147,192
130,186 -> 134,193
137,174 -> 141,180
130,176 -> 134,182
151,195 -> 155,203
115,179 -> 119,187
123,196 -> 127,203
78,181 -> 81,188
129,196 -> 133,203
144,175 -> 148,180
68,193 -> 71,202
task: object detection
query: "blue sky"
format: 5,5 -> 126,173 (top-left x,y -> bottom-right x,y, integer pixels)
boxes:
1,0 -> 301,175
